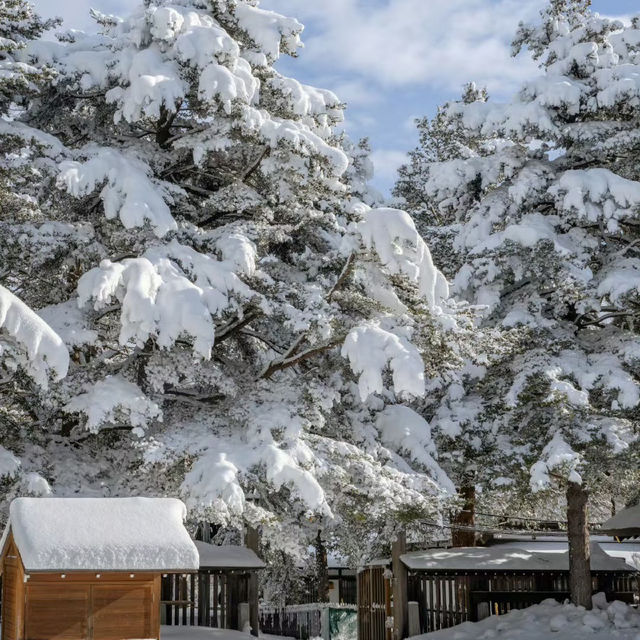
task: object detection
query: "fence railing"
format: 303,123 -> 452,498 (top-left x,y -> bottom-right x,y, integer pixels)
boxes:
260,603 -> 358,640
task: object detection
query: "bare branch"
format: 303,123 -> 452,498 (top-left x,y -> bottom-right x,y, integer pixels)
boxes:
259,335 -> 345,379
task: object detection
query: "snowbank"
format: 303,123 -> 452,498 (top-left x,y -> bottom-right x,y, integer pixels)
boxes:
412,596 -> 640,640
1,497 -> 199,572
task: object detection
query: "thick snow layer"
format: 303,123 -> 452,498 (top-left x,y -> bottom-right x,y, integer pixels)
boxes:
412,597 -> 640,640
401,547 -> 555,572
2,497 -> 199,572
529,432 -> 581,492
77,240 -> 255,358
376,405 -> 454,494
38,300 -> 98,348
493,539 -> 640,570
0,445 -> 20,479
401,543 -> 633,573
357,208 -> 449,310
195,541 -> 265,569
0,285 -> 69,386
161,627 -> 256,640
58,148 -> 178,238
342,325 -> 426,400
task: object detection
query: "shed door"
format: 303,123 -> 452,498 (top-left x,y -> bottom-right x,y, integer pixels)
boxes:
92,583 -> 155,640
25,585 -> 90,640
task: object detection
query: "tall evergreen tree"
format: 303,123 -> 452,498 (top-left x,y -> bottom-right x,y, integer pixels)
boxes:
397,0 -> 640,604
0,0 -> 471,563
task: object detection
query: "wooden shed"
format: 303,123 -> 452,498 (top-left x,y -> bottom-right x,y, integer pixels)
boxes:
0,497 -> 199,640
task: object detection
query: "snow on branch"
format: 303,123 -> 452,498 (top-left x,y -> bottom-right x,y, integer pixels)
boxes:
77,240 -> 257,358
57,147 -> 178,238
377,405 -> 455,494
549,168 -> 640,231
0,285 -> 69,387
181,441 -> 331,522
0,446 -> 20,479
232,2 -> 303,62
530,432 -> 582,491
356,207 -> 449,310
64,375 -> 161,434
341,325 -> 425,401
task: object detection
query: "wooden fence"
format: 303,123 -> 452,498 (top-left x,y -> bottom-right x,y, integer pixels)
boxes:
259,605 -> 322,639
406,571 -> 639,634
259,603 -> 357,640
161,572 -> 248,629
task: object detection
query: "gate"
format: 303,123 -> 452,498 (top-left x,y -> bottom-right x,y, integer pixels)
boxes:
357,566 -> 390,640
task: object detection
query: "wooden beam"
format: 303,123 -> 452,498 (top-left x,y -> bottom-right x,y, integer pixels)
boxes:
392,532 -> 408,640
246,526 -> 260,637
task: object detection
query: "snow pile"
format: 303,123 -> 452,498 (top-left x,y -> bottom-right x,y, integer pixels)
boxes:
1,497 -> 199,571
413,596 -> 640,640
0,285 -> 69,386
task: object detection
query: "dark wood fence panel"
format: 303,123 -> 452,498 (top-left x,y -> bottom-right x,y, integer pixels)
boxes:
406,571 -> 639,636
357,567 -> 388,640
161,572 -> 250,628
259,607 -> 322,639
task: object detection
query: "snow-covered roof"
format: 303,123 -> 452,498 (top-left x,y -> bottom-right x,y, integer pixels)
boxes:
493,539 -> 640,570
602,504 -> 640,537
194,541 -> 265,570
401,543 -> 635,573
0,497 -> 199,572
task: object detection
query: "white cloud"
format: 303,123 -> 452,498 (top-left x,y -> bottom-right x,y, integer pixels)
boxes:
263,0 -> 543,97
370,149 -> 408,185
31,0 -> 130,31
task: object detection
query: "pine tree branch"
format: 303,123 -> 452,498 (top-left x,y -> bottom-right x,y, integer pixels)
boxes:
240,146 -> 270,183
259,335 -> 346,379
327,253 -> 355,301
215,310 -> 260,343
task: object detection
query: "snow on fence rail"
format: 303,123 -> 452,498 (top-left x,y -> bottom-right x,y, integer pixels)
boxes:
259,603 -> 357,640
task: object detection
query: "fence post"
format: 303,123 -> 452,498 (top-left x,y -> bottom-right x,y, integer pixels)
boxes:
392,531 -> 408,640
407,602 -> 420,637
246,525 -> 261,637
321,606 -> 331,640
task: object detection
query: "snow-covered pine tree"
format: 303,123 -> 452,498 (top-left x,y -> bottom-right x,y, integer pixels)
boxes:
399,0 -> 640,606
1,0 -> 469,562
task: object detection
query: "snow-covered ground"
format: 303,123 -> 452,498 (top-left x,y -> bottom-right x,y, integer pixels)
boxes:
161,628 -> 290,640
412,596 -> 640,640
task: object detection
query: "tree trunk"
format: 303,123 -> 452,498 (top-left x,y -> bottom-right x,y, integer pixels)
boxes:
451,483 -> 476,547
567,481 -> 592,609
315,530 -> 330,603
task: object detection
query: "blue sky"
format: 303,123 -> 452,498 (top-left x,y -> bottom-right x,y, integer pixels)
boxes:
32,0 -> 636,194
